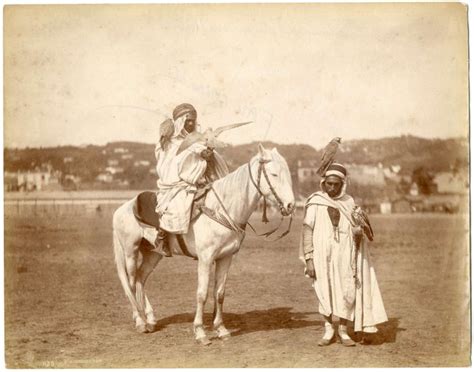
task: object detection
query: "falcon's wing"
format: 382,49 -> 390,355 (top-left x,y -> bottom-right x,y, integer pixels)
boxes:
159,118 -> 175,150
176,131 -> 206,155
212,121 -> 252,137
360,209 -> 374,241
317,143 -> 337,176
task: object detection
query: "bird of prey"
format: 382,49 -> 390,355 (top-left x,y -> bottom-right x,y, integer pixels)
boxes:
158,118 -> 175,150
351,205 -> 374,242
177,121 -> 252,154
316,137 -> 342,176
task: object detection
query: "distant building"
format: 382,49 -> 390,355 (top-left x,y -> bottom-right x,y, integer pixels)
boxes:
409,183 -> 419,196
134,160 -> 151,167
108,159 -> 119,166
380,201 -> 392,214
105,166 -> 124,175
96,173 -> 113,183
63,156 -> 74,163
121,154 -> 134,160
114,147 -> 128,154
297,160 -> 319,183
14,165 -> 61,191
383,165 -> 402,182
4,172 -> 19,191
346,164 -> 385,186
392,198 -> 412,213
433,171 -> 468,194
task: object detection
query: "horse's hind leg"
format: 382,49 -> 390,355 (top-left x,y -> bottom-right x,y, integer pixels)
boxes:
124,246 -> 149,333
113,227 -> 148,333
136,244 -> 163,332
213,255 -> 233,340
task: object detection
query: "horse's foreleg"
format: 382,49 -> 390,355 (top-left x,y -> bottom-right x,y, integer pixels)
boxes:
194,259 -> 213,345
136,248 -> 163,332
213,255 -> 233,340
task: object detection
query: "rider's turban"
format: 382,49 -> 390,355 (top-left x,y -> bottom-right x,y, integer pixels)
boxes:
172,103 -> 197,121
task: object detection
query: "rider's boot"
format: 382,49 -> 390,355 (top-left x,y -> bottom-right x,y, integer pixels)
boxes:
155,228 -> 172,257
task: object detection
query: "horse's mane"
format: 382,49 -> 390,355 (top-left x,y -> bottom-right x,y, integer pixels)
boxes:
205,156 -> 255,210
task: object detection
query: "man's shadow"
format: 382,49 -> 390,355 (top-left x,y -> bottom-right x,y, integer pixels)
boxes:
350,318 -> 406,345
155,308 -> 405,344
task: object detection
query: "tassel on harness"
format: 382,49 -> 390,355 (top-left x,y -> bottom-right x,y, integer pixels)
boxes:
262,198 -> 269,223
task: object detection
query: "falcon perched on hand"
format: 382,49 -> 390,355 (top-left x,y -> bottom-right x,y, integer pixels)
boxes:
351,205 -> 374,241
316,137 -> 342,176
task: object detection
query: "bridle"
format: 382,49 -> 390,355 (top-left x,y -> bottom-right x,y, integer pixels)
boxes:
207,157 -> 294,241
246,158 -> 294,240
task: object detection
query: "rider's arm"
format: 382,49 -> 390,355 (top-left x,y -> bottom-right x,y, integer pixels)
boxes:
177,143 -> 208,185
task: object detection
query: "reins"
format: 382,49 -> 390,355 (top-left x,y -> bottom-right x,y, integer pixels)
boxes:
207,158 -> 293,241
246,159 -> 293,241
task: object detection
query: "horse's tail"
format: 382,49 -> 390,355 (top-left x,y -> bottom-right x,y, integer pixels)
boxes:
112,213 -> 144,317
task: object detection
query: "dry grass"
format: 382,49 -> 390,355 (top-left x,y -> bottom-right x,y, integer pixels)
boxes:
4,210 -> 470,367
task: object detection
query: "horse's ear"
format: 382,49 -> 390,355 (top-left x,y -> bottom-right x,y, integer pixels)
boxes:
258,143 -> 266,157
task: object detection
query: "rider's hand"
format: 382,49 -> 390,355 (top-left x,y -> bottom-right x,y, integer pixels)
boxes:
305,259 -> 316,279
200,148 -> 214,161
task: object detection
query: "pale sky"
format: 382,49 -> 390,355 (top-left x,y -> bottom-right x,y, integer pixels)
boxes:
4,3 -> 469,149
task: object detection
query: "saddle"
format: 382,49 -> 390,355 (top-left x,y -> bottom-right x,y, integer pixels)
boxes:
132,187 -> 211,229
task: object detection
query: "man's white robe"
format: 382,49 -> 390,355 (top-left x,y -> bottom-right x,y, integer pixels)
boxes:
300,191 -> 388,332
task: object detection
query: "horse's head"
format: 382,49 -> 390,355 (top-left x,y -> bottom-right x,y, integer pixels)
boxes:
250,144 -> 295,216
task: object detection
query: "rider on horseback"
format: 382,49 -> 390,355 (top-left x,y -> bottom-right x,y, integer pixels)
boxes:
154,103 -> 228,256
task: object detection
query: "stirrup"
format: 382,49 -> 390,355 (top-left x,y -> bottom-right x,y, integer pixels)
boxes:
154,231 -> 172,257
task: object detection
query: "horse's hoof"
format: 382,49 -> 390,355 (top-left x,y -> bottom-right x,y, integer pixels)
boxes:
219,333 -> 231,341
146,323 -> 156,333
136,324 -> 148,333
196,336 -> 212,346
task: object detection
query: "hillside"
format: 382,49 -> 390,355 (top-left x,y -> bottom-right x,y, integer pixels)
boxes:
4,136 -> 468,191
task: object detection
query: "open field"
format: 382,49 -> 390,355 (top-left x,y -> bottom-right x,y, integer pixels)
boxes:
4,209 -> 470,368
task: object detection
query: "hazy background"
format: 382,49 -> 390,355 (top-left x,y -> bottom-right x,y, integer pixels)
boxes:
4,3 -> 469,149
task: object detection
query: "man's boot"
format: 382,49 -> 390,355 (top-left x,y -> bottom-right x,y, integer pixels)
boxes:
155,228 -> 172,257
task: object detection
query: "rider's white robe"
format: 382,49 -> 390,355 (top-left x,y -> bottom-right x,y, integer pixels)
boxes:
155,136 -> 208,234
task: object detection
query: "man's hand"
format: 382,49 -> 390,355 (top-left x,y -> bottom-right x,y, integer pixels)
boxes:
352,225 -> 363,236
200,148 -> 214,161
305,259 -> 316,279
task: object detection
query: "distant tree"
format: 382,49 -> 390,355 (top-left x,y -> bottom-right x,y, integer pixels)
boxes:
412,167 -> 434,195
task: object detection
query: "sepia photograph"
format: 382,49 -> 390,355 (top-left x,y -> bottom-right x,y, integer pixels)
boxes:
3,2 -> 470,368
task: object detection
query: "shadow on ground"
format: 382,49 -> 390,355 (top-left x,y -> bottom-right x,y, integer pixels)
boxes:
155,310 -> 405,346
351,318 -> 406,345
155,307 -> 322,336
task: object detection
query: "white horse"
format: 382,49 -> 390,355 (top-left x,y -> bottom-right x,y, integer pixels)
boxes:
113,144 -> 295,344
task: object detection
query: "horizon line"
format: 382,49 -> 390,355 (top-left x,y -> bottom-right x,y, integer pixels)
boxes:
4,133 -> 468,151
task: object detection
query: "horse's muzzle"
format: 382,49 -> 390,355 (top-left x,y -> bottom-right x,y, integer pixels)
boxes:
280,203 -> 295,216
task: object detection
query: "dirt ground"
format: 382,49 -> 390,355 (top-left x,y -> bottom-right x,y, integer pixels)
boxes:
4,208 -> 470,368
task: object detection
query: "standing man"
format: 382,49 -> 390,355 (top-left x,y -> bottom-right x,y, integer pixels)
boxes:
154,103 -> 227,256
299,163 -> 387,346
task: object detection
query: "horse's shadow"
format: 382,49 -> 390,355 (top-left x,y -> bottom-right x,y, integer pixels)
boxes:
155,307 -> 322,336
154,308 -> 404,344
